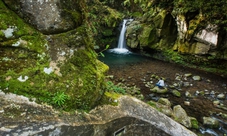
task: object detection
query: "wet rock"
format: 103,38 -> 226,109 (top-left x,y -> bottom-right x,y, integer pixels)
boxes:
206,79 -> 211,83
150,86 -> 168,94
184,101 -> 190,106
183,82 -> 190,87
172,90 -> 181,97
158,98 -> 171,107
190,117 -> 199,129
156,103 -> 173,117
195,90 -> 200,96
185,91 -> 192,98
169,85 -> 176,89
210,91 -> 215,95
217,93 -> 225,100
220,113 -> 227,119
192,76 -> 201,81
213,100 -> 220,106
203,117 -> 219,128
175,75 -> 182,81
184,73 -> 192,77
173,105 -> 192,128
204,89 -> 210,95
148,93 -> 155,98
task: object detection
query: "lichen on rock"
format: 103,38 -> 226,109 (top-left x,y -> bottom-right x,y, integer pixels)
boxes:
0,0 -> 109,111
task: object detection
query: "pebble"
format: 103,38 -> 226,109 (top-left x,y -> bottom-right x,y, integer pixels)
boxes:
183,82 -> 190,87
217,93 -> 225,99
184,73 -> 192,77
213,100 -> 220,106
185,91 -> 192,98
184,101 -> 190,106
192,76 -> 201,81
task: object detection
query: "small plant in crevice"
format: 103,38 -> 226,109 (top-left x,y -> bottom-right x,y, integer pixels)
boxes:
52,91 -> 69,107
98,44 -> 110,57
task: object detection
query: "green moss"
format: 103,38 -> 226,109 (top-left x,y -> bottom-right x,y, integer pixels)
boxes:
64,9 -> 82,26
99,92 -> 121,106
172,90 -> 181,97
138,24 -> 156,47
153,10 -> 167,28
131,12 -> 143,17
190,117 -> 199,129
0,0 -> 47,55
102,29 -> 113,36
147,101 -> 157,108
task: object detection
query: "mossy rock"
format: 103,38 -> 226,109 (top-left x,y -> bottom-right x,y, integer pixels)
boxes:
138,24 -> 157,47
172,90 -> 181,97
150,86 -> 168,94
158,98 -> 171,106
190,117 -> 199,130
0,1 -> 109,111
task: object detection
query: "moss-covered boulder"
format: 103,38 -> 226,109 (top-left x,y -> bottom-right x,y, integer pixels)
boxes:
0,0 -> 108,111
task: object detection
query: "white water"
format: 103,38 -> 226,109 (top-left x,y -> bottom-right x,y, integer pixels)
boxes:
118,19 -> 128,49
109,19 -> 131,54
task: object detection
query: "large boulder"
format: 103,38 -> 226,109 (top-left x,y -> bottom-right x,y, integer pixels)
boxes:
0,94 -> 197,136
0,0 -> 108,110
3,0 -> 82,34
173,105 -> 192,128
203,117 -> 219,128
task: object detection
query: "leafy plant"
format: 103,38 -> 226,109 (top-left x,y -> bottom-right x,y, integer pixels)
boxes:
52,92 -> 69,107
98,44 -> 110,57
106,81 -> 126,94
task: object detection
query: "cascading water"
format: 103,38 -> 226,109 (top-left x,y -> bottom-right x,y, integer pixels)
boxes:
109,19 -> 132,54
117,19 -> 128,49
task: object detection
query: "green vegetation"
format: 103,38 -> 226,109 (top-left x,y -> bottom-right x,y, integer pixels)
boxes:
0,0 -> 110,112
53,92 -> 70,107
190,117 -> 199,129
98,44 -> 110,57
106,81 -> 126,94
119,0 -> 227,30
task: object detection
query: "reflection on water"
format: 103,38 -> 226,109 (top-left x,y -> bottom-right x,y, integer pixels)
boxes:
99,49 -> 150,67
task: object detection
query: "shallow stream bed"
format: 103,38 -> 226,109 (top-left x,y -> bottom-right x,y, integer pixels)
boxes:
99,50 -> 227,136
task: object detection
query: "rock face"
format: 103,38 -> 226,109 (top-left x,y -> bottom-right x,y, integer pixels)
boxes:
0,93 -> 197,136
0,0 -> 108,110
3,0 -> 82,34
126,11 -> 223,57
126,11 -> 178,50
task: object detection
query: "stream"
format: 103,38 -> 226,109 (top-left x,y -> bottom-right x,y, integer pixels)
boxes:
99,50 -> 227,136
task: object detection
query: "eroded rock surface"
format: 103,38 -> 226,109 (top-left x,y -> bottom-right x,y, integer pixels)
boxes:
0,91 -> 196,136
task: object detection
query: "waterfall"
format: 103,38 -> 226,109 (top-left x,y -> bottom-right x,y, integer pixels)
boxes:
117,19 -> 128,49
108,19 -> 132,54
